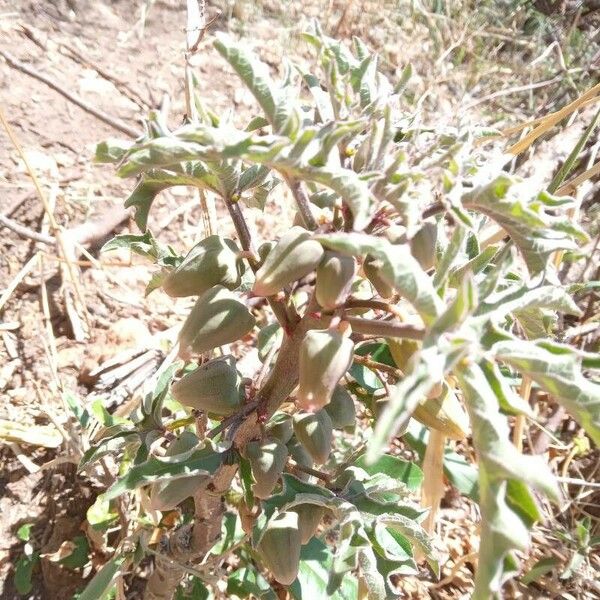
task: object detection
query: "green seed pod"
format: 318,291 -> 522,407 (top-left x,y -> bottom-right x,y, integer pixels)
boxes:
246,438 -> 288,499
324,386 -> 356,429
257,511 -> 301,586
163,235 -> 244,297
171,355 -> 243,416
315,251 -> 356,310
410,221 -> 437,272
267,413 -> 294,444
363,255 -> 394,298
291,504 -> 326,545
179,285 -> 255,356
150,433 -> 204,510
297,328 -> 354,411
287,437 -> 313,480
252,226 -> 324,296
293,410 -> 333,465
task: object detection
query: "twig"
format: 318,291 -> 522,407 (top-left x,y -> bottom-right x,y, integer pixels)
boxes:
0,49 -> 140,138
0,107 -> 91,335
285,177 -> 318,231
0,252 -> 39,312
345,316 -> 425,340
352,354 -> 402,378
344,297 -> 405,319
0,213 -> 54,244
287,460 -> 331,483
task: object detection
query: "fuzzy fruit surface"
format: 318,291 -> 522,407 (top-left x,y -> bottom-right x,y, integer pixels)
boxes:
163,235 -> 243,297
297,328 -> 354,411
246,438 -> 288,499
257,511 -> 301,586
179,285 -> 255,355
253,226 -> 324,296
315,251 -> 356,310
293,410 -> 333,465
171,354 -> 243,415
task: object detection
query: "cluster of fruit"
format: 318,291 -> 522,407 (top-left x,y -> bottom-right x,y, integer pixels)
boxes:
160,221 -> 464,584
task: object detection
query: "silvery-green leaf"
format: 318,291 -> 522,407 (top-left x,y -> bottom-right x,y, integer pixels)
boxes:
448,244 -> 499,287
493,339 -> 600,445
357,546 -> 387,600
433,224 -> 467,289
462,175 -> 587,274
298,68 -> 335,122
214,34 -> 278,124
95,139 -> 132,163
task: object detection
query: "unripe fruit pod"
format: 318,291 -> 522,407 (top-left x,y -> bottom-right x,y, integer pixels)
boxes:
315,251 -> 356,310
387,337 -> 420,372
410,221 -> 437,272
252,226 -> 324,296
297,328 -> 354,411
179,285 -> 255,356
363,255 -> 394,299
246,438 -> 288,499
291,504 -> 326,545
324,386 -> 356,429
163,235 -> 243,297
171,355 -> 243,416
257,241 -> 274,264
150,432 -> 205,510
267,413 -> 294,444
413,382 -> 469,440
293,410 -> 333,465
257,511 -> 301,586
286,437 -> 313,480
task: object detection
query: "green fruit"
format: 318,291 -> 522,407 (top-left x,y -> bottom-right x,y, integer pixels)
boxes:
171,355 -> 243,415
291,504 -> 326,545
246,438 -> 288,499
163,235 -> 243,297
293,410 -> 333,465
149,433 -> 204,510
363,255 -> 394,298
286,437 -> 313,480
252,226 -> 324,296
179,285 -> 255,355
257,511 -> 301,586
297,329 -> 354,411
410,222 -> 437,272
315,251 -> 356,310
267,413 -> 294,444
324,386 -> 356,429
257,241 -> 274,264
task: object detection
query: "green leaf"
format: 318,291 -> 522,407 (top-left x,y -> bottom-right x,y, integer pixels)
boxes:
493,339 -> 600,445
17,523 -> 33,542
520,556 -> 560,585
59,535 -> 90,569
124,178 -> 172,231
87,497 -> 119,531
355,454 -> 423,491
15,552 -> 39,595
290,537 -> 358,600
214,34 -> 278,128
227,566 -> 276,599
462,175 -> 586,274
95,139 -> 132,163
103,444 -> 222,501
78,554 -> 125,600
351,342 -> 394,391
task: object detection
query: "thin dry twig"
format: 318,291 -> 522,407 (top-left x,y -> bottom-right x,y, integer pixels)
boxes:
0,49 -> 140,138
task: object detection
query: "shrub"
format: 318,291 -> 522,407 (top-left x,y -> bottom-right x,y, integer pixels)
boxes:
86,22 -> 599,600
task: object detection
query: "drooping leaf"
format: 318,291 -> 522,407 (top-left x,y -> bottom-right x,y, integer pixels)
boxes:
78,554 -> 126,600
493,339 -> 600,445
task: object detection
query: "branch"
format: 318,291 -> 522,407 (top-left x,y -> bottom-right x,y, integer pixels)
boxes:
345,316 -> 425,340
0,49 -> 140,138
284,176 -> 318,231
224,196 -> 296,330
344,297 -> 405,319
